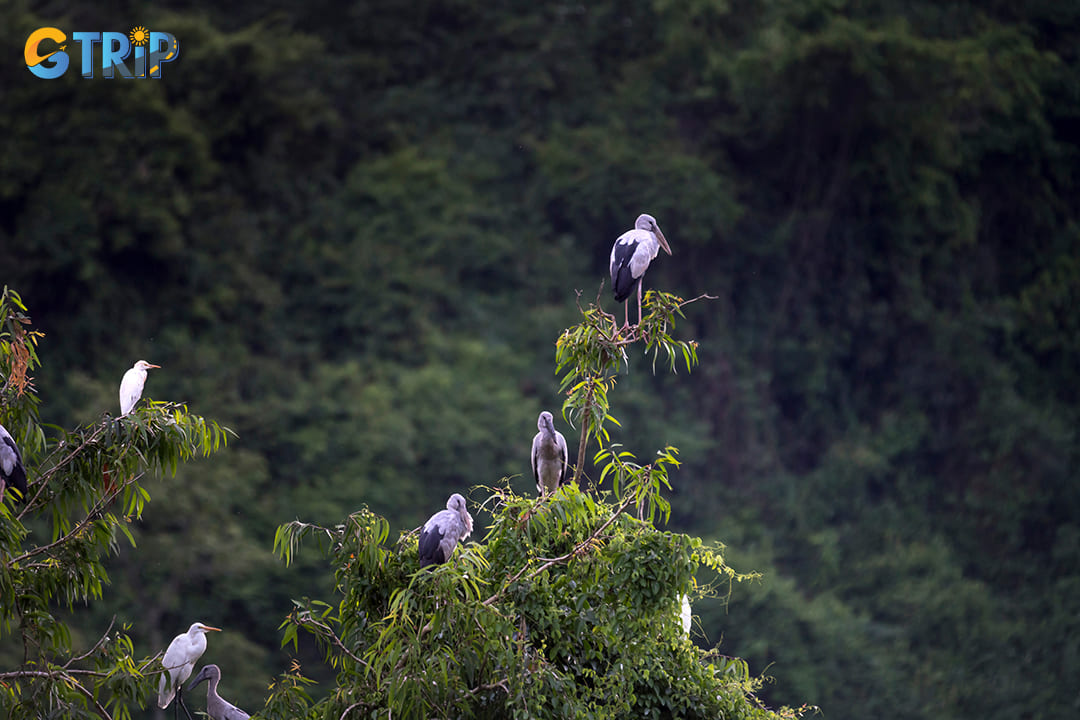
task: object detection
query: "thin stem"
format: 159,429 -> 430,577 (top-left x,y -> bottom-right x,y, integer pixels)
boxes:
0,669 -> 113,719
482,493 -> 635,606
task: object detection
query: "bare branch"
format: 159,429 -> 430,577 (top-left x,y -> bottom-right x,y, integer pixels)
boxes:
296,614 -> 370,670
65,617 -> 116,668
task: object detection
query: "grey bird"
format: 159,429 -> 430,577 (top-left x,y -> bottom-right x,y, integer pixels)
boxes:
531,411 -> 569,496
187,664 -> 251,720
0,423 -> 28,503
418,493 -> 473,567
610,213 -> 672,327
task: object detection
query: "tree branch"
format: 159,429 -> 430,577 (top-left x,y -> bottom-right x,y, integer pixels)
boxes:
296,614 -> 370,670
482,493 -> 635,606
8,473 -> 144,565
64,617 -> 116,668
0,669 -> 113,719
17,418 -> 111,519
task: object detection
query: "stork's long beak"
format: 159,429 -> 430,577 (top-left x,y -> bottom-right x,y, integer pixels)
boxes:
201,625 -> 222,632
655,227 -> 672,255
147,363 -> 161,369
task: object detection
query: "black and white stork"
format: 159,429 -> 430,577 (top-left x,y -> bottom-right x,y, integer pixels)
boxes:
609,213 -> 672,327
0,423 -> 28,503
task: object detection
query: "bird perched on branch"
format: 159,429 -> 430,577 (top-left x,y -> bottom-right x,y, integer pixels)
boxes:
119,359 -> 160,415
187,664 -> 250,720
0,423 -> 28,503
679,594 -> 692,636
158,622 -> 221,719
531,411 -> 569,496
610,213 -> 672,327
418,493 -> 473,567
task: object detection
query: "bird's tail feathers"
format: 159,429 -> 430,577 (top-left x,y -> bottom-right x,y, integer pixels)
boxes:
612,268 -> 638,302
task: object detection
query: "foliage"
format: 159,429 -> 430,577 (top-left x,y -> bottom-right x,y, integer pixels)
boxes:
2,0 -> 1079,718
269,489 -> 787,720
264,298 -> 795,719
555,289 -> 703,490
0,296 -> 232,719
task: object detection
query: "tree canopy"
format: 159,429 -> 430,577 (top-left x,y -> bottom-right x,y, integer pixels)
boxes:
2,0 -> 1078,718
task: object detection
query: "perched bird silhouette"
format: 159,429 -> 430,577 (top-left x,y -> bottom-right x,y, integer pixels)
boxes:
119,359 -> 160,415
531,411 -> 569,496
418,493 -> 473,567
158,622 -> 221,718
187,664 -> 250,720
610,213 -> 672,327
0,423 -> 28,503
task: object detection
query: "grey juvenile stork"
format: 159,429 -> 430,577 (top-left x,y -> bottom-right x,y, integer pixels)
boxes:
609,213 -> 672,327
531,411 -> 568,496
158,622 -> 221,720
187,664 -> 251,720
418,493 -> 473,568
0,423 -> 28,503
119,359 -> 160,415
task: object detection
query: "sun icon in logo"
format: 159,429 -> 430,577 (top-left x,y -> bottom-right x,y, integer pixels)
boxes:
129,26 -> 149,46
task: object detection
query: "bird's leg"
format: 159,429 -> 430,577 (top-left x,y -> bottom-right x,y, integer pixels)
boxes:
623,299 -> 630,328
177,686 -> 194,720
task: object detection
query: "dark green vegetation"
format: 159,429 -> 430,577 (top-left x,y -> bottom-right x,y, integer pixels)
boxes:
2,288 -> 799,719
2,0 -> 1078,718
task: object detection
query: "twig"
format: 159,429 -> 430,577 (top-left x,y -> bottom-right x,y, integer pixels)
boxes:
65,617 -> 116,668
460,678 -> 509,698
9,473 -> 145,565
297,615 -> 370,669
0,669 -> 113,719
338,701 -> 371,720
482,494 -> 635,606
17,418 -> 111,520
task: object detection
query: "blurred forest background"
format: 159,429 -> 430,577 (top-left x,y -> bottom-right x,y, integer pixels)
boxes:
2,0 -> 1078,718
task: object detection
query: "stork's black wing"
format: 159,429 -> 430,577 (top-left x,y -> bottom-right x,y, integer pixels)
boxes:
610,238 -> 642,302
0,435 -> 27,498
418,525 -> 446,567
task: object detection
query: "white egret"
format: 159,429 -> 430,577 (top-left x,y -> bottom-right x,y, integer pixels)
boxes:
531,411 -> 569,496
418,493 -> 473,567
187,664 -> 250,720
0,423 -> 28,503
158,622 -> 221,718
119,360 -> 160,415
610,213 -> 672,327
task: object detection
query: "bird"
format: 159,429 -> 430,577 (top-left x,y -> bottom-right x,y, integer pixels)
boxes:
418,493 -> 473,568
186,664 -> 251,720
119,359 -> 160,415
0,423 -> 28,503
679,594 -> 692,636
531,411 -> 569,496
609,213 -> 672,327
158,622 -> 221,719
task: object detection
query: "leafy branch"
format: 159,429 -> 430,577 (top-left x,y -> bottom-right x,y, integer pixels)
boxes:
481,491 -> 638,606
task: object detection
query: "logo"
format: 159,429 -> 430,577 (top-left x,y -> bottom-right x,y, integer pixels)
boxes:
25,27 -> 179,79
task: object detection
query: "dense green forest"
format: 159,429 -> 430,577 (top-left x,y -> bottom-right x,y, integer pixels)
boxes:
2,0 -> 1078,718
